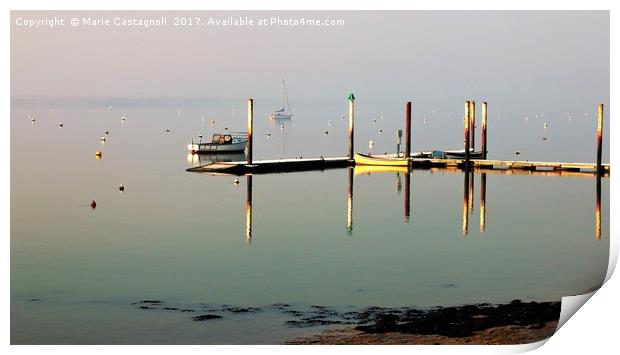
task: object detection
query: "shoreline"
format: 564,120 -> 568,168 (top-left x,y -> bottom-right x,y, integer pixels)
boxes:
285,321 -> 558,345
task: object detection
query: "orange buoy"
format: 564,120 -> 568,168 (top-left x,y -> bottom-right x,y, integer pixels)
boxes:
95,151 -> 103,159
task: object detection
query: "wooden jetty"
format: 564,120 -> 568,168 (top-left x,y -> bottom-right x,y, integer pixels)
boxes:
187,155 -> 609,176
186,97 -> 609,177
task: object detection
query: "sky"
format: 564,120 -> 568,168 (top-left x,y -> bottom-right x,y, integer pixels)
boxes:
11,11 -> 609,112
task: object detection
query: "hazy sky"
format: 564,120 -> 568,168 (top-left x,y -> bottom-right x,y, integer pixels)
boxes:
11,11 -> 609,109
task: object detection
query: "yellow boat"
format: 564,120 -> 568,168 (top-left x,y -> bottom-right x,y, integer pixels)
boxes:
354,153 -> 410,167
354,165 -> 410,176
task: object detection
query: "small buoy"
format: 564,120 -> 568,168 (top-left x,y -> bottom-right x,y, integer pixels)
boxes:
543,123 -> 548,129
515,151 -> 521,156
95,151 -> 103,159
165,129 -> 170,133
224,127 -> 228,131
59,123 -> 64,127
233,178 -> 240,185
100,136 -> 106,142
210,119 -> 215,124
121,114 -> 127,120
104,131 -> 109,135
280,125 -> 284,130
372,119 -> 377,124
90,200 -> 97,209
542,136 -> 548,141
198,134 -> 203,139
368,140 -> 374,148
324,130 -> 329,135
267,133 -> 271,138
119,184 -> 125,192
378,129 -> 383,134
423,118 -> 428,124
31,117 -> 36,122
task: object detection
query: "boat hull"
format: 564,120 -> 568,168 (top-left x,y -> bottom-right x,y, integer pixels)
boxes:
354,153 -> 410,167
188,141 -> 247,154
269,113 -> 292,119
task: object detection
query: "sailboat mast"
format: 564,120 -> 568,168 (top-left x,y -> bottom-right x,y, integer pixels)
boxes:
282,80 -> 292,115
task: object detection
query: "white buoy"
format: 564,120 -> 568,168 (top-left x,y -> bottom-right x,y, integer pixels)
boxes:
280,125 -> 284,130
100,136 -> 106,142
234,177 -> 240,185
59,123 -> 64,127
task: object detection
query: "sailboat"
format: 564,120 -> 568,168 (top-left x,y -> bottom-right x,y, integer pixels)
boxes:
269,80 -> 293,119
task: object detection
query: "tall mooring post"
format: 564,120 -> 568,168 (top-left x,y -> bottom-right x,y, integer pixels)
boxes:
247,98 -> 254,165
405,101 -> 412,158
470,100 -> 476,151
597,103 -> 604,173
348,93 -> 356,161
464,101 -> 471,169
482,101 -> 488,160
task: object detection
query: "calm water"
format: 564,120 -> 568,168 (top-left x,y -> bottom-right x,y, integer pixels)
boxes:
11,97 -> 609,344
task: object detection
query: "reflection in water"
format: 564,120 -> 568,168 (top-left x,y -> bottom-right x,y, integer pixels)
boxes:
480,173 -> 487,233
468,171 -> 474,215
246,175 -> 253,243
187,153 -> 246,167
232,168 -> 607,243
596,174 -> 601,241
404,172 -> 411,223
462,171 -> 470,236
396,172 -> 402,193
347,167 -> 354,234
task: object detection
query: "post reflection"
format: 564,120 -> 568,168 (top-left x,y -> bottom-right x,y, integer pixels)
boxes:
595,174 -> 601,241
468,171 -> 474,215
462,170 -> 470,236
347,167 -> 354,234
480,173 -> 487,233
404,171 -> 411,223
246,175 -> 253,243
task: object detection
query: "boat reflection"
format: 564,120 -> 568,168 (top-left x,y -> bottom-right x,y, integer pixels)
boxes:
187,152 -> 246,167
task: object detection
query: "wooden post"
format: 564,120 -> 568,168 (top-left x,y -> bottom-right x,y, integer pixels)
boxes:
347,167 -> 354,233
597,103 -> 604,173
405,101 -> 412,158
247,99 -> 254,165
482,101 -> 488,159
245,175 -> 253,243
404,171 -> 411,223
348,93 -> 356,161
470,100 -> 476,151
464,101 -> 470,169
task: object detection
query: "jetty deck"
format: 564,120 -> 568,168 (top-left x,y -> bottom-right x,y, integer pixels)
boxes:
186,154 -> 610,176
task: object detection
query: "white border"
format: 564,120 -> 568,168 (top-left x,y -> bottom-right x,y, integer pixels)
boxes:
3,1 -> 617,354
